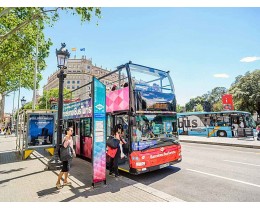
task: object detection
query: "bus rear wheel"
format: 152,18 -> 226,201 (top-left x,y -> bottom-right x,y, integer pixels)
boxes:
217,130 -> 227,137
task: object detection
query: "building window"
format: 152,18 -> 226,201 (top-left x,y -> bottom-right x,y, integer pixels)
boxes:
67,86 -> 70,89
77,81 -> 80,84
72,86 -> 75,89
72,81 -> 75,84
67,81 -> 70,84
77,86 -> 80,88
87,66 -> 90,69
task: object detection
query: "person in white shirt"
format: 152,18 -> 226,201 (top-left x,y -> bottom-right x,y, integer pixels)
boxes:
232,122 -> 239,137
239,120 -> 244,128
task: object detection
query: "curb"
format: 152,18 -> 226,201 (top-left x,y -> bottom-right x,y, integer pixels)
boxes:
180,139 -> 260,149
121,177 -> 184,202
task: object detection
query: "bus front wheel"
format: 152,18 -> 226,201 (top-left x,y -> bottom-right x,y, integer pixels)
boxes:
217,130 -> 227,137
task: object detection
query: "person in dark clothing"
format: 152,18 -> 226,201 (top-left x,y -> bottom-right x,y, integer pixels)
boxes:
109,124 -> 124,177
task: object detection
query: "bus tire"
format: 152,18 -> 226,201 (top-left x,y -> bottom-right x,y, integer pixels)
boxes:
217,130 -> 227,137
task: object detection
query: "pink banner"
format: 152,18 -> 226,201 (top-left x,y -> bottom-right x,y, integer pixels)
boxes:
106,87 -> 129,112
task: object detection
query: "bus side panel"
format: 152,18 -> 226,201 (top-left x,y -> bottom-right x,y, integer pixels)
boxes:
129,145 -> 181,170
83,137 -> 92,159
76,136 -> 81,155
106,87 -> 129,113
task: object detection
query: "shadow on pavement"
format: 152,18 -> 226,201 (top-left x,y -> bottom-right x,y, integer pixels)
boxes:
0,151 -> 22,164
59,180 -> 130,202
123,166 -> 181,185
37,187 -> 61,198
0,167 -> 26,174
0,170 -> 44,185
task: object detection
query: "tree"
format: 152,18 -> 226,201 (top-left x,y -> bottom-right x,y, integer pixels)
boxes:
229,69 -> 260,116
0,7 -> 101,94
0,7 -> 101,118
177,104 -> 185,113
194,104 -> 203,111
185,87 -> 227,112
38,88 -> 71,109
185,96 -> 205,112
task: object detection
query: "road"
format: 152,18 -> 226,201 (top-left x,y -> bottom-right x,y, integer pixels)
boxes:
124,142 -> 260,201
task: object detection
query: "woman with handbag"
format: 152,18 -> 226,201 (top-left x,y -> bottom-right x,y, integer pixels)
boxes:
107,124 -> 125,177
56,127 -> 76,189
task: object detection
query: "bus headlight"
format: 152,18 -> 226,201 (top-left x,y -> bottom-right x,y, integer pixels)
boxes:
136,162 -> 145,166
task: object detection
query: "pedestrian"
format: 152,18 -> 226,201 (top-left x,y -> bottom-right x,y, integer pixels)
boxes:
256,125 -> 260,134
56,127 -> 76,189
4,126 -> 8,138
108,124 -> 125,177
256,125 -> 260,140
232,120 -> 239,137
239,119 -> 244,128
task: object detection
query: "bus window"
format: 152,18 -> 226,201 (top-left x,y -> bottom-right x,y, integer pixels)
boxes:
80,118 -> 92,137
132,114 -> 178,149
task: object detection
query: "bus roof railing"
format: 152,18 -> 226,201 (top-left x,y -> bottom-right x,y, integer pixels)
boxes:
177,111 -> 251,117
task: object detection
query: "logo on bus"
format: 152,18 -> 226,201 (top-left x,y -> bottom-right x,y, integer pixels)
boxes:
95,104 -> 104,110
160,147 -> 165,152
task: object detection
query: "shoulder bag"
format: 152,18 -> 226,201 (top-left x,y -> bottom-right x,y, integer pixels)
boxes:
59,140 -> 73,161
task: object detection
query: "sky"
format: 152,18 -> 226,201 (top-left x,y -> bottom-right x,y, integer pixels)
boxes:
4,7 -> 260,113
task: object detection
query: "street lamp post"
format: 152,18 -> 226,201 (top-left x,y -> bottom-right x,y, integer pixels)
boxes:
21,96 -> 26,107
47,43 -> 70,170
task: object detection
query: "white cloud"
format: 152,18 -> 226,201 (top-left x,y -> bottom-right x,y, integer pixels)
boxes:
240,56 -> 260,62
213,74 -> 229,78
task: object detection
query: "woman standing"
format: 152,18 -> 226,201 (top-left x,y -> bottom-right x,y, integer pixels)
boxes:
56,127 -> 76,189
108,124 -> 124,177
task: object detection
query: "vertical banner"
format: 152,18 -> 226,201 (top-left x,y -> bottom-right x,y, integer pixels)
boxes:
222,94 -> 234,110
92,77 -> 106,186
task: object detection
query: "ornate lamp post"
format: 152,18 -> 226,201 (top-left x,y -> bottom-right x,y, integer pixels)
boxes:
47,43 -> 70,170
21,96 -> 26,107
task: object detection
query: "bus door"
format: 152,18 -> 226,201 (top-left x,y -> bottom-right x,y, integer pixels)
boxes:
114,114 -> 130,172
79,118 -> 92,159
73,120 -> 80,152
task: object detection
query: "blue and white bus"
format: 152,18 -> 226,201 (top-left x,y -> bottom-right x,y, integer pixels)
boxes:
177,111 -> 256,138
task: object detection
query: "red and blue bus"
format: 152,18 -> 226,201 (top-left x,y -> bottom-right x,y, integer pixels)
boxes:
63,62 -> 181,174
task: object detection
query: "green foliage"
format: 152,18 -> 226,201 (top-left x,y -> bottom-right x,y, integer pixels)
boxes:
0,7 -> 101,95
229,69 -> 260,115
212,100 -> 223,112
177,104 -> 185,113
195,104 -> 203,111
38,88 -> 70,109
185,87 -> 227,112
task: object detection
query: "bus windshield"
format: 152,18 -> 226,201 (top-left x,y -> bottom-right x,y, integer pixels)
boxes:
129,64 -> 174,94
245,115 -> 256,128
133,114 -> 177,141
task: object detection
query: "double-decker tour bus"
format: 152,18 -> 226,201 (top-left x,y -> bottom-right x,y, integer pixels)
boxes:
177,111 -> 256,138
62,62 -> 181,174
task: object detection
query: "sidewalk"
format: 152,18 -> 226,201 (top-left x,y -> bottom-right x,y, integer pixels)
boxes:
179,135 -> 260,149
0,135 -> 183,202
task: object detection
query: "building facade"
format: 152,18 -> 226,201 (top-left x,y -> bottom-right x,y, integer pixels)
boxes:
43,56 -> 119,100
